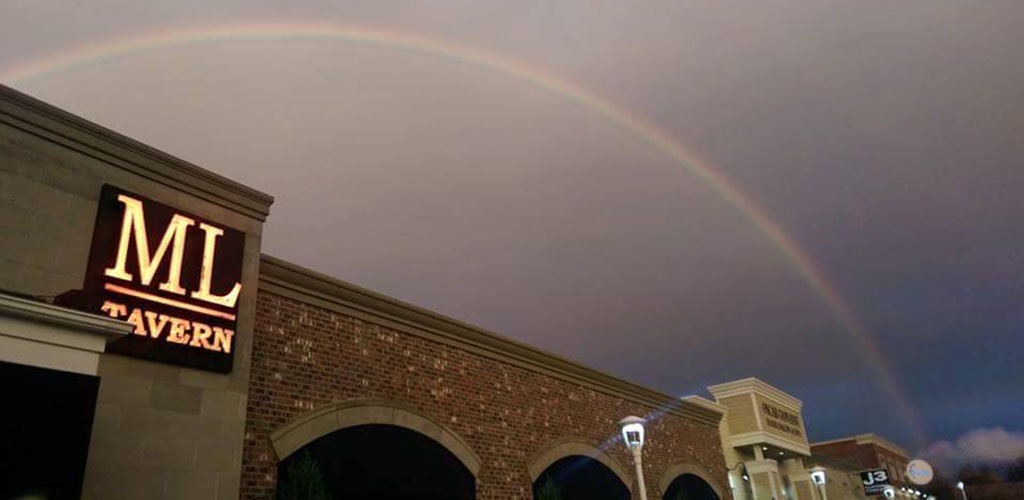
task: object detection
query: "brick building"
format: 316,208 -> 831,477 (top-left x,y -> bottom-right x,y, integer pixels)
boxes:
0,84 -> 731,499
811,434 -> 910,485
811,434 -> 913,499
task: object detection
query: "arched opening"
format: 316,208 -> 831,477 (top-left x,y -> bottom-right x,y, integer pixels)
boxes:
662,473 -> 720,500
532,455 -> 630,500
276,424 -> 475,499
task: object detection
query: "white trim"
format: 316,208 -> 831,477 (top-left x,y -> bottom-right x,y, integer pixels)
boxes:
0,294 -> 131,339
681,395 -> 729,415
751,392 -> 765,431
728,431 -> 812,457
708,377 -> 804,410
0,293 -> 130,375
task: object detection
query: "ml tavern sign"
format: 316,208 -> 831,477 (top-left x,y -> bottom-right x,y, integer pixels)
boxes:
79,185 -> 245,372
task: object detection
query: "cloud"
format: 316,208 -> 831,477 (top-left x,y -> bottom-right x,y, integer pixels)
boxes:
920,428 -> 1024,470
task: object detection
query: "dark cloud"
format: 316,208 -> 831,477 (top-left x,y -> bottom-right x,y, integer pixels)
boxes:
3,0 -> 1021,449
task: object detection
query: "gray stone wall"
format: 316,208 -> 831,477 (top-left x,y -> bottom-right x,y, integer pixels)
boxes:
0,86 -> 272,499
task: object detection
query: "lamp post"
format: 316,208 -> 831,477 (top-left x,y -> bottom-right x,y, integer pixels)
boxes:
810,466 -> 827,500
956,481 -> 967,500
620,416 -> 648,500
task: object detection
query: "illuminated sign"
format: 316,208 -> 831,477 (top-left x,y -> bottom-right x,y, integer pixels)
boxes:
906,460 -> 934,486
760,401 -> 803,437
81,185 -> 244,372
861,469 -> 891,496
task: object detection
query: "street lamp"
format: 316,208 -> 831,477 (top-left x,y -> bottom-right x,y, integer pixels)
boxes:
810,466 -> 827,500
956,481 -> 967,500
620,416 -> 648,500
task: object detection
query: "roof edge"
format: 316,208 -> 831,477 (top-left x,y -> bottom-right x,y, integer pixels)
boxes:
812,433 -> 908,458
708,377 -> 804,410
257,254 -> 724,428
0,84 -> 274,220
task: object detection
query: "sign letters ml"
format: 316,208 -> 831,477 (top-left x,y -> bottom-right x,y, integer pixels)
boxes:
82,185 -> 245,372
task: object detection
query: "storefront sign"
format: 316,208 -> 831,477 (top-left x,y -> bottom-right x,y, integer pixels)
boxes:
81,185 -> 244,372
861,469 -> 891,496
760,401 -> 803,437
906,459 -> 934,485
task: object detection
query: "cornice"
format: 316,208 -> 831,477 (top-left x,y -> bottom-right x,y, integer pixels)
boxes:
681,395 -> 729,416
707,377 -> 804,410
257,254 -> 724,428
812,434 -> 908,458
728,431 -> 812,457
0,292 -> 131,339
0,84 -> 274,220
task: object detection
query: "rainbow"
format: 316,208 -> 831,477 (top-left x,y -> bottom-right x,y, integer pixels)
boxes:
1,21 -> 927,445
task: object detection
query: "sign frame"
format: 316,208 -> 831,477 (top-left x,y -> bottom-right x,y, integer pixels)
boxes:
860,468 -> 892,496
79,184 -> 246,373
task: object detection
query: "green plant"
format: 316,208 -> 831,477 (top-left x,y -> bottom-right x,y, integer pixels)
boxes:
276,451 -> 331,500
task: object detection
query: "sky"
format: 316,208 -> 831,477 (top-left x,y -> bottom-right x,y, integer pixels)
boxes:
2,0 -> 1022,466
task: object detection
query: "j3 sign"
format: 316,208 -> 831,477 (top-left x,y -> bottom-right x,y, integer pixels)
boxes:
82,185 -> 245,372
861,469 -> 891,496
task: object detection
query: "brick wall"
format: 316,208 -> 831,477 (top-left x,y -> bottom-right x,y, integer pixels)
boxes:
241,290 -> 729,499
812,441 -> 876,469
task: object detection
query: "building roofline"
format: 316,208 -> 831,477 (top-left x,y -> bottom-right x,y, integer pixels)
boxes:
0,84 -> 274,220
707,377 -> 804,410
681,395 -> 729,416
804,453 -> 870,473
811,433 -> 908,458
257,254 -> 724,428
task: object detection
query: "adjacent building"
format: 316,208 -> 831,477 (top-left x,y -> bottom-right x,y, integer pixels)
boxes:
693,378 -> 919,500
812,434 -> 916,499
811,434 -> 910,486
700,378 -> 817,500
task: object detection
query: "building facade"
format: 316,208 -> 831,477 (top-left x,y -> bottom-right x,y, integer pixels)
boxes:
811,434 -> 914,499
701,378 -> 920,500
704,378 -> 818,500
0,84 -> 732,499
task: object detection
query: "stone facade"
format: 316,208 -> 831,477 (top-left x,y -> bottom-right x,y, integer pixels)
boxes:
707,378 -> 816,500
241,257 -> 731,499
0,85 -> 273,499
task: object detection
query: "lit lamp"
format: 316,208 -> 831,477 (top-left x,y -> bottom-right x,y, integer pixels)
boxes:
956,481 -> 967,500
619,416 -> 648,500
810,466 -> 827,500
883,487 -> 896,499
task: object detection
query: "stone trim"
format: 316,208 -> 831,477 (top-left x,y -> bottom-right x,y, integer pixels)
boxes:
708,378 -> 804,410
728,431 -> 812,456
0,292 -> 130,339
0,292 -> 131,375
526,437 -> 632,492
269,399 -> 482,477
0,84 -> 274,220
680,395 -> 729,416
658,462 -> 726,499
258,254 -> 724,427
744,459 -> 780,475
